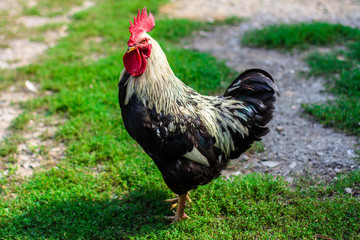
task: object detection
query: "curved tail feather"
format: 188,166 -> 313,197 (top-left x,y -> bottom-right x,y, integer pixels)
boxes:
222,69 -> 279,157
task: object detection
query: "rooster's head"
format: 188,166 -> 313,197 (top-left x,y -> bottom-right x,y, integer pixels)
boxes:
123,7 -> 155,77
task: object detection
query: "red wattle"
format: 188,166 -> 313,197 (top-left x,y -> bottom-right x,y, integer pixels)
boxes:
123,48 -> 147,76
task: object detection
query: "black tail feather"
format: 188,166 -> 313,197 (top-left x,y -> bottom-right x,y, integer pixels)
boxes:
223,69 -> 278,157
224,69 -> 278,99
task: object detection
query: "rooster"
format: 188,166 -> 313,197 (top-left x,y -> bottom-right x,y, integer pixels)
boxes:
118,8 -> 278,222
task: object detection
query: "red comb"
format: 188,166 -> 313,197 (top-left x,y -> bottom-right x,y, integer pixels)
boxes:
128,7 -> 155,46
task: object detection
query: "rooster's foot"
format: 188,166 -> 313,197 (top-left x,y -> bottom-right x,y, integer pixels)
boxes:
165,212 -> 190,222
165,192 -> 191,222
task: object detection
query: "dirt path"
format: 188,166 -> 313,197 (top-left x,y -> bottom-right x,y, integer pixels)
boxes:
0,0 -> 93,140
160,0 -> 360,28
0,0 -> 93,177
161,0 -> 360,181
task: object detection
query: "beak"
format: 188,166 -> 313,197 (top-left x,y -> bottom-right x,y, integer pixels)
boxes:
127,46 -> 137,53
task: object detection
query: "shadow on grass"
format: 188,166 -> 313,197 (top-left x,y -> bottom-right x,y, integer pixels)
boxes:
1,189 -> 171,239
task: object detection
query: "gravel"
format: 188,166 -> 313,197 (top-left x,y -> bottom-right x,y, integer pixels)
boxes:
161,0 -> 360,28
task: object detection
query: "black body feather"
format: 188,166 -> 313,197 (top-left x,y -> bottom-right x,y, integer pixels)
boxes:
118,69 -> 278,195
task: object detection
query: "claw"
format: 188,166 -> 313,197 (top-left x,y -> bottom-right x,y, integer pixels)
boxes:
165,192 -> 190,222
165,194 -> 192,209
165,196 -> 180,209
165,197 -> 179,204
165,212 -> 190,223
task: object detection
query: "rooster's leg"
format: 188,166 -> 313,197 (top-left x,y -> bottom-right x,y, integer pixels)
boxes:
165,192 -> 190,222
165,193 -> 192,210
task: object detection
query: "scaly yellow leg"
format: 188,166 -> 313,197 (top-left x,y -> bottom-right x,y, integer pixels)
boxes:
165,192 -> 191,222
165,193 -> 192,209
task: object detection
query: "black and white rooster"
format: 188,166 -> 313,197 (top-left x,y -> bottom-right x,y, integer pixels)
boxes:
118,8 -> 278,221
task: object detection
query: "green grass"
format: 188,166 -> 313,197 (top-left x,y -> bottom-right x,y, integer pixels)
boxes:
0,4 -> 67,42
0,136 -> 20,158
242,22 -> 360,50
1,169 -> 359,239
248,141 -> 266,154
303,98 -> 360,136
243,22 -> 360,137
1,2 -> 360,239
10,112 -> 32,131
21,0 -> 85,17
303,42 -> 360,136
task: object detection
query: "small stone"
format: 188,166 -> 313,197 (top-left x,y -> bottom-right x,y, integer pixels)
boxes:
240,154 -> 249,161
207,17 -> 214,23
285,177 -> 294,183
242,163 -> 250,169
25,80 -> 37,93
10,193 -> 18,199
289,162 -> 297,169
253,162 -> 262,169
347,149 -> 356,158
261,161 -> 280,168
344,188 -> 352,194
232,171 -> 242,176
198,31 -> 208,37
316,151 -> 325,156
283,91 -> 294,97
276,126 -> 284,132
337,55 -> 345,61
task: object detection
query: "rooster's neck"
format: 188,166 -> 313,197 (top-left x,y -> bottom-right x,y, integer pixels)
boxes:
124,36 -> 190,115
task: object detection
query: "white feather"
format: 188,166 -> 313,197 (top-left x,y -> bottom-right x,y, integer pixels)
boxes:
183,147 -> 210,167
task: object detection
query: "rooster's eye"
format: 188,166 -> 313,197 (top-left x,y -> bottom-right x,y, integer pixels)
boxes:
140,39 -> 147,44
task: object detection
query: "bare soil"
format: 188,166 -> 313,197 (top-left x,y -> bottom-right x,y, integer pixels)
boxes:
160,0 -> 360,28
0,0 -> 93,177
161,0 -> 360,181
